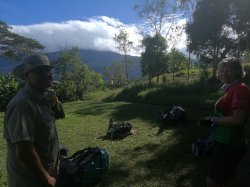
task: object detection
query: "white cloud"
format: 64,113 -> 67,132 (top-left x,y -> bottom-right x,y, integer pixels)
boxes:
11,16 -> 188,56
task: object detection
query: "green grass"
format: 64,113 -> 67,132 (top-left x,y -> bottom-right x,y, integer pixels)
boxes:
1,87 -> 250,187
0,112 -> 7,187
0,98 -> 209,187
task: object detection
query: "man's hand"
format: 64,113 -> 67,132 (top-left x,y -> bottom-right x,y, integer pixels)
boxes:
47,176 -> 56,187
48,94 -> 58,107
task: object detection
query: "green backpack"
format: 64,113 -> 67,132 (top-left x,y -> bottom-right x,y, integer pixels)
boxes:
57,147 -> 109,187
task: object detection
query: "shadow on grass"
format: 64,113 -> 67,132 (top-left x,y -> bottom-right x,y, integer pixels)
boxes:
106,80 -> 220,110
97,133 -> 132,141
95,106 -> 210,187
97,162 -> 130,187
71,101 -> 115,116
138,136 -> 208,187
103,105 -> 250,187
109,103 -> 163,122
129,123 -> 208,187
70,100 -> 250,187
73,100 -> 163,124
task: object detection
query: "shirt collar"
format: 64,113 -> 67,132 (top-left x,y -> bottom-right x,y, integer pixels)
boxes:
221,80 -> 241,92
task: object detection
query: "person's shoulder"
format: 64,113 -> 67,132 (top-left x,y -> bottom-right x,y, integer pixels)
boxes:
231,82 -> 250,99
232,82 -> 249,90
6,88 -> 34,111
238,82 -> 250,91
239,81 -> 248,87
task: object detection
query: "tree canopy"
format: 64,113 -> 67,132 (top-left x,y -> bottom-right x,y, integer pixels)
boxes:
185,0 -> 250,78
113,26 -> 134,80
167,48 -> 188,81
54,47 -> 104,100
0,20 -> 44,60
141,33 -> 168,83
104,62 -> 126,88
229,0 -> 250,51
134,0 -> 183,50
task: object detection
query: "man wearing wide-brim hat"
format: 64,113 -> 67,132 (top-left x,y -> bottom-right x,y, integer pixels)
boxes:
3,54 -> 59,187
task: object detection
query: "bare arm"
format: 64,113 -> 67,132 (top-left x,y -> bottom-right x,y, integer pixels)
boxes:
214,109 -> 248,126
16,142 -> 56,187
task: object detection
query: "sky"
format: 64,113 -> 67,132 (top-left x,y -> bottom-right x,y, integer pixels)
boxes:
0,0 -> 187,56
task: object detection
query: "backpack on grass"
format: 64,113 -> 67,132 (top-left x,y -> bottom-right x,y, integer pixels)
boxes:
159,106 -> 187,125
107,119 -> 132,139
192,137 -> 215,157
57,147 -> 109,187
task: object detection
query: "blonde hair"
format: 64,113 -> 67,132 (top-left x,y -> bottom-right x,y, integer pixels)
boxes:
218,57 -> 245,79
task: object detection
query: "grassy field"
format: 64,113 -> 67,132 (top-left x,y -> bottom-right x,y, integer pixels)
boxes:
1,87 -> 250,187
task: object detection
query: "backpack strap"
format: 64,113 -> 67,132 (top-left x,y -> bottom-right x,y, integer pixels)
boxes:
67,147 -> 101,166
66,147 -> 91,160
96,147 -> 108,169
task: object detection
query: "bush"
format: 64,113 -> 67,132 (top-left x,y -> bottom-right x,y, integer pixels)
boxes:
0,73 -> 20,111
109,78 -> 220,108
243,63 -> 250,84
244,63 -> 250,72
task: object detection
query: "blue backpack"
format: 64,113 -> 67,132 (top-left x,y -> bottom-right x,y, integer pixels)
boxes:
57,147 -> 109,187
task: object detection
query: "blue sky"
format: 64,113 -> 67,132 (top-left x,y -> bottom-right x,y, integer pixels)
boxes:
0,0 -> 187,56
0,0 -> 139,25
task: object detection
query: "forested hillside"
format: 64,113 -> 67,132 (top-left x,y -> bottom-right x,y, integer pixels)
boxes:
0,49 -> 142,79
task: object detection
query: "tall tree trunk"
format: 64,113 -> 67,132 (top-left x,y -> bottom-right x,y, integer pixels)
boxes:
188,51 -> 191,82
212,47 -> 217,79
124,54 -> 129,80
148,77 -> 152,85
162,73 -> 167,84
172,62 -> 175,81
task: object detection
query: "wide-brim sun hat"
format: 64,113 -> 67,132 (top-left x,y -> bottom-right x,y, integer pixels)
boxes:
13,53 -> 55,80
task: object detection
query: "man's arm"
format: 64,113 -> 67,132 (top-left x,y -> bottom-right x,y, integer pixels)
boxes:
16,142 -> 56,187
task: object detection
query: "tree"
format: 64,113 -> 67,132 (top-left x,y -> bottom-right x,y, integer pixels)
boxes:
134,0 -> 187,81
113,26 -> 133,80
167,48 -> 188,81
181,0 -> 250,53
184,0 -> 250,79
141,33 -> 168,84
134,0 -> 185,49
178,0 -> 198,81
186,0 -> 234,78
229,0 -> 250,51
0,20 -> 44,60
0,73 -> 20,111
134,0 -> 178,36
243,50 -> 250,63
88,71 -> 104,91
104,62 -> 126,88
54,47 -> 103,100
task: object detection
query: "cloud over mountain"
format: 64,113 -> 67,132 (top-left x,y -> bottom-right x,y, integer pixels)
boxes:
11,16 -> 187,56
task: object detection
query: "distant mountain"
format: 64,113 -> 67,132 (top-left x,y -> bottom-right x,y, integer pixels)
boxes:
0,49 -> 142,80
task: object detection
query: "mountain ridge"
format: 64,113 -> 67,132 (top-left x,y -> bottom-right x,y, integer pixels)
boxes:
0,49 -> 142,79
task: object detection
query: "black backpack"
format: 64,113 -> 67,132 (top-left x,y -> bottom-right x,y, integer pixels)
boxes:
160,106 -> 186,124
107,119 -> 132,139
191,138 -> 216,157
57,147 -> 109,187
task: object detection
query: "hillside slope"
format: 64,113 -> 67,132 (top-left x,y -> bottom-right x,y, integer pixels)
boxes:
0,49 -> 142,80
